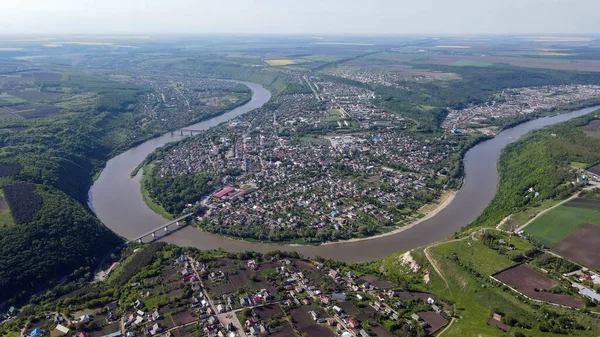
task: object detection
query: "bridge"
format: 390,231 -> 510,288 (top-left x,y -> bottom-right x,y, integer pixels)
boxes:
171,129 -> 205,136
129,213 -> 195,244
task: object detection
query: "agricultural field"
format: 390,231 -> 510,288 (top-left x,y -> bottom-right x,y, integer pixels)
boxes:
426,232 -> 597,336
411,54 -> 600,72
492,264 -> 583,308
0,189 -> 15,229
265,59 -> 296,66
552,223 -> 600,269
524,199 -> 600,247
580,119 -> 600,138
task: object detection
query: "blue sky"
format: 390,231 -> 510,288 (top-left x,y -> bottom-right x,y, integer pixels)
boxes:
1,0 -> 598,35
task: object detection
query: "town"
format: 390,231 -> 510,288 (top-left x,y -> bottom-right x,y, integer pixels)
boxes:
442,84 -> 600,132
148,77 -> 464,243
3,244 -> 451,337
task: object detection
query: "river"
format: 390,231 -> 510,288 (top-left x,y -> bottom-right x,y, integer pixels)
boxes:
89,82 -> 599,263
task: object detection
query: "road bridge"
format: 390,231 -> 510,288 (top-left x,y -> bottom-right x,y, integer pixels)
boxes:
171,129 -> 205,136
129,213 -> 194,243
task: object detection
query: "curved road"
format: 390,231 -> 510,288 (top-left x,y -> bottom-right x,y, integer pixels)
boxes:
89,82 -> 600,263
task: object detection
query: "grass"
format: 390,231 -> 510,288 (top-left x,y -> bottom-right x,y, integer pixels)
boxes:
0,92 -> 26,104
140,164 -> 174,220
432,237 -> 514,277
327,109 -> 344,117
570,161 -> 589,169
425,237 -> 600,336
524,205 -> 600,247
502,198 -> 563,231
0,189 -> 14,228
260,268 -> 278,277
265,59 -> 296,66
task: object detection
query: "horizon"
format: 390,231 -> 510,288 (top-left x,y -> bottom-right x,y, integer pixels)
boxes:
1,0 -> 599,36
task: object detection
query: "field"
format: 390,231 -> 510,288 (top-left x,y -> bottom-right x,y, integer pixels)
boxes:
493,264 -> 583,308
265,59 -> 296,66
3,183 -> 43,224
580,119 -> 600,138
524,200 -> 600,247
0,189 -> 15,229
416,311 -> 448,334
290,306 -> 334,337
411,55 -> 600,72
552,223 -> 600,269
0,92 -> 26,104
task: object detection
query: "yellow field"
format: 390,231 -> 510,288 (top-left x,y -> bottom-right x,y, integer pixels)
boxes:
434,45 -> 472,49
265,59 -> 296,66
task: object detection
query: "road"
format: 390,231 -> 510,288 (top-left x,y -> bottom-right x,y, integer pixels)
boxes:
189,256 -> 247,337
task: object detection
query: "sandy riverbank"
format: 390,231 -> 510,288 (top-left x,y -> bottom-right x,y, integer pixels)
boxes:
319,190 -> 457,246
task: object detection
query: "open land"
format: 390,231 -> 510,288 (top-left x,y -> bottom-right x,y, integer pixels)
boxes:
493,264 -> 583,308
552,223 -> 600,269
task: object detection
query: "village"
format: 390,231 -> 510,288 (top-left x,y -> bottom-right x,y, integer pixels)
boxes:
151,78 -> 462,242
6,245 -> 451,337
442,84 -> 600,132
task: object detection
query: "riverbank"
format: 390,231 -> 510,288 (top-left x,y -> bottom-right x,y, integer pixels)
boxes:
140,164 -> 174,220
89,81 -> 272,240
155,105 -> 600,263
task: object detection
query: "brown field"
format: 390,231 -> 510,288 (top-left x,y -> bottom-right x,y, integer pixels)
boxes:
9,90 -> 60,100
563,202 -> 600,210
290,307 -> 316,328
587,163 -> 600,176
494,264 -> 583,308
371,326 -> 393,337
206,282 -> 234,296
337,301 -> 360,316
17,107 -> 63,119
417,311 -> 448,334
553,223 -> 600,269
270,322 -> 296,337
581,120 -> 600,138
33,72 -> 62,81
412,55 -> 600,72
298,325 -> 334,337
254,304 -> 283,318
169,310 -> 197,326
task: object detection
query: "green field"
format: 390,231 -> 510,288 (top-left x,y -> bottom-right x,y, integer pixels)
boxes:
0,92 -> 26,103
524,205 -> 600,247
424,234 -> 598,336
0,189 -> 14,229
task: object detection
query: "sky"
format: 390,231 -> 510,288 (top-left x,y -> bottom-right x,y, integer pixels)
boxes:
0,0 -> 599,36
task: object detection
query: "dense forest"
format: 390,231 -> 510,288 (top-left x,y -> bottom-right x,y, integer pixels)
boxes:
143,169 -> 219,214
468,111 -> 600,230
375,64 -> 600,130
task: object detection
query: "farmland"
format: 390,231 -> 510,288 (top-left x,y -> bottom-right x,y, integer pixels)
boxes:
493,264 -> 583,308
552,223 -> 600,269
265,59 -> 296,66
524,200 -> 600,247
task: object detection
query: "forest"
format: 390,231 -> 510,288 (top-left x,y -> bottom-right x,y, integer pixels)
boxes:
3,183 -> 43,225
468,111 -> 600,230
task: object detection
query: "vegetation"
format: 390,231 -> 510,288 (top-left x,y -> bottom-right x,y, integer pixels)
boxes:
525,205 -> 600,247
3,183 -> 43,224
468,112 -> 600,231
